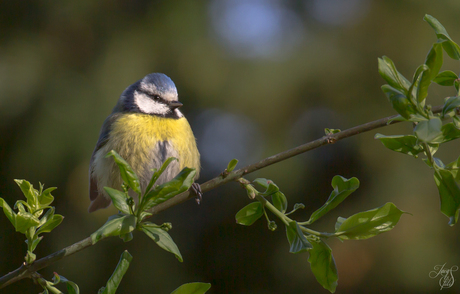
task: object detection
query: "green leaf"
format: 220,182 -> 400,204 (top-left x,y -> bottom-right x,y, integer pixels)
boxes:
286,221 -> 312,253
263,183 -> 280,196
378,56 -> 411,93
52,272 -> 61,285
434,169 -> 460,225
453,116 -> 460,128
36,214 -> 64,235
37,207 -> 54,228
253,178 -> 280,196
14,179 -> 38,208
253,178 -> 269,188
418,43 -> 443,102
145,157 -> 178,195
141,224 -> 183,262
120,232 -> 133,242
90,214 -> 136,244
139,211 -> 153,222
408,64 -> 428,103
235,202 -> 263,226
423,157 -> 446,169
434,71 -> 459,86
26,236 -> 43,252
306,176 -> 360,225
100,251 -> 133,294
16,202 -> 26,213
436,157 -> 446,168
272,192 -> 288,214
334,217 -> 346,231
58,275 -> 80,294
41,286 -> 51,294
374,133 -> 422,157
428,143 -> 440,156
15,211 -> 40,234
141,168 -> 196,211
39,187 -> 56,208
442,96 -> 460,117
0,197 -> 16,228
106,150 -> 141,194
307,238 -> 338,293
171,282 -> 212,294
440,123 -> 460,143
226,159 -> 238,173
381,85 -> 414,119
335,202 -> 407,240
424,15 -> 460,60
387,115 -> 408,124
25,250 -> 36,264
104,187 -> 130,214
414,118 -> 443,143
446,156 -> 460,181
324,128 -> 341,135
14,200 -> 32,214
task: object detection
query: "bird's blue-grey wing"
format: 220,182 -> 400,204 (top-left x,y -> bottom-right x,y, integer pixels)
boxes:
88,113 -> 122,211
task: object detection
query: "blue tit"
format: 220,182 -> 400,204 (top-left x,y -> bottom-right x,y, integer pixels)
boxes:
88,73 -> 200,212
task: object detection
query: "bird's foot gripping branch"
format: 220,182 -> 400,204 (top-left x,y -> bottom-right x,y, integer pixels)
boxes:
375,15 -> 460,225
233,164 -> 407,293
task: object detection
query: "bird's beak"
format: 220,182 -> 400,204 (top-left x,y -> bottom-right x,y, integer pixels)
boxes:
169,101 -> 183,109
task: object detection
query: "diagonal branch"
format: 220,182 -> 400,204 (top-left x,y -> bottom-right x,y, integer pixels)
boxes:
0,237 -> 92,289
0,105 -> 443,289
152,105 -> 442,214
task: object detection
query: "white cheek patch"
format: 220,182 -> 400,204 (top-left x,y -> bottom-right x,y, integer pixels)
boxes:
174,108 -> 184,118
134,91 -> 170,115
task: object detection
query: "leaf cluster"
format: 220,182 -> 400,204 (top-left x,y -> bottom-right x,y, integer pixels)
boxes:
90,151 -> 210,293
235,175 -> 406,293
376,15 -> 460,225
37,272 -> 79,294
0,150 -> 207,293
91,150 -> 197,263
0,180 -> 63,264
0,180 -> 80,293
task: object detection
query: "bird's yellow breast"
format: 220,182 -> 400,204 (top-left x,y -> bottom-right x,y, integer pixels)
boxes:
103,113 -> 200,181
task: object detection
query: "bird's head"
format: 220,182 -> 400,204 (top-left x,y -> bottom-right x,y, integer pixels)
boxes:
115,73 -> 183,118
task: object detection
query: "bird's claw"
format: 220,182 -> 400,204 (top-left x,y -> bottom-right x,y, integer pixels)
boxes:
190,183 -> 203,205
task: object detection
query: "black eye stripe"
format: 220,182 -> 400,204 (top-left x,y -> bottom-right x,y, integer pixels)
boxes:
138,89 -> 164,102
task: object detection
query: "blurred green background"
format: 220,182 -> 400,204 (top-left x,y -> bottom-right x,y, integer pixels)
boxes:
1,1 -> 460,293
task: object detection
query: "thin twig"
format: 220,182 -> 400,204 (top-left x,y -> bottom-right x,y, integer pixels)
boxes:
0,237 -> 93,288
0,105 -> 444,289
152,105 -> 442,214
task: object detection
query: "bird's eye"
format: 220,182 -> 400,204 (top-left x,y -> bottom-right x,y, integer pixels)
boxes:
153,95 -> 160,100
